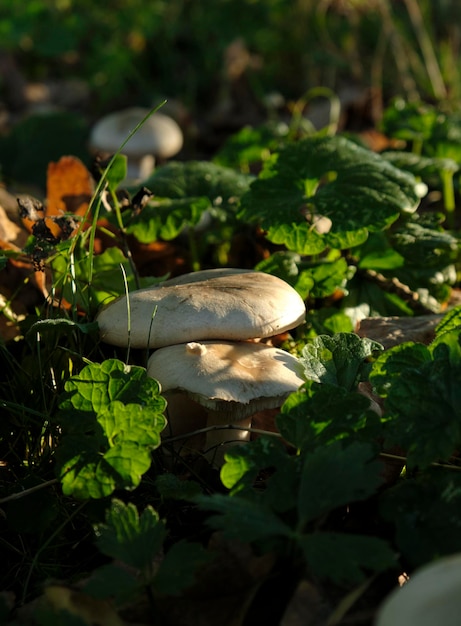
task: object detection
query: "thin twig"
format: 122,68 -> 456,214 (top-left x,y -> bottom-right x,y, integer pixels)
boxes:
0,478 -> 58,505
161,424 -> 283,445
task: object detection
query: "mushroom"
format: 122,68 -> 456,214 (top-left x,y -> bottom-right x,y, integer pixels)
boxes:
147,340 -> 305,464
375,553 -> 461,626
96,268 -> 306,349
89,107 -> 183,182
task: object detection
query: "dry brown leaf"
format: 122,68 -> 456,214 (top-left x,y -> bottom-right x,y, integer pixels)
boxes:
356,315 -> 443,349
280,579 -> 329,626
0,205 -> 22,244
15,585 -> 127,626
45,155 -> 94,237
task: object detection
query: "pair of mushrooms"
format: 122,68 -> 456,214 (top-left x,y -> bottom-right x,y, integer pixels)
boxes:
96,268 -> 306,464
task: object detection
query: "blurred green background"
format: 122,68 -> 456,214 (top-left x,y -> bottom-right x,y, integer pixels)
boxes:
0,0 -> 460,187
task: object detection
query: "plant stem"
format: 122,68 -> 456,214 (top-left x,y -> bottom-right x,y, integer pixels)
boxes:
0,479 -> 58,505
440,168 -> 456,229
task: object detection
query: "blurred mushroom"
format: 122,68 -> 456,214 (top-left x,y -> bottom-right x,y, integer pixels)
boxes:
147,340 -> 304,464
96,268 -> 306,349
375,553 -> 461,626
89,107 -> 183,182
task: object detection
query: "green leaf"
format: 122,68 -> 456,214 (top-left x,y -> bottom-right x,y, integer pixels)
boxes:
84,563 -> 140,605
51,245 -> 148,312
390,221 -> 458,270
104,154 -> 128,191
305,308 -> 354,336
297,442 -> 384,526
381,150 -> 459,183
238,135 -> 424,255
300,332 -> 383,391
143,160 -> 252,211
355,231 -> 405,271
219,437 -> 288,494
155,541 -> 211,596
155,473 -> 203,501
369,342 -> 431,398
126,196 -> 210,243
304,257 -> 349,299
214,121 -> 289,170
371,341 -> 461,468
435,305 -> 461,337
196,493 -> 293,542
254,251 -> 315,300
380,468 -> 461,568
380,98 -> 438,143
386,359 -> 461,468
299,532 -> 395,585
56,360 -> 166,498
60,359 -> 165,416
277,382 -> 381,451
126,160 -> 252,243
95,499 -> 166,571
99,401 -> 164,448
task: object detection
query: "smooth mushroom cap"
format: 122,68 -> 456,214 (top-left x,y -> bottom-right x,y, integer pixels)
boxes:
147,340 -> 305,419
89,107 -> 183,159
96,269 -> 306,349
375,553 -> 461,626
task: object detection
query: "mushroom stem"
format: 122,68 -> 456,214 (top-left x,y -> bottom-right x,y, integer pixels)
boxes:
204,411 -> 252,466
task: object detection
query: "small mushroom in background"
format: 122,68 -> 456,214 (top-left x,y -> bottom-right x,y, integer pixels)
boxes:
96,268 -> 306,349
147,340 -> 305,465
89,106 -> 183,182
375,552 -> 461,626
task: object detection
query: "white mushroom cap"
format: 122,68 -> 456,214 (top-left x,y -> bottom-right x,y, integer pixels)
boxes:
148,340 -> 304,419
96,269 -> 306,348
89,107 -> 183,159
149,340 -> 304,463
375,553 -> 461,626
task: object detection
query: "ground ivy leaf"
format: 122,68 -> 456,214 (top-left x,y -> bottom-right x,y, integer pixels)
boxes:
435,304 -> 461,337
60,359 -> 165,416
238,135 -> 423,255
220,453 -> 253,490
297,442 -> 383,527
84,563 -> 140,605
300,332 -> 383,390
102,442 -> 152,489
58,445 -> 116,499
95,499 -> 167,571
143,160 -> 252,210
219,437 -> 288,494
98,401 -> 165,448
56,360 -> 166,498
369,342 -> 431,398
380,468 -> 461,568
299,532 -> 395,585
126,196 -> 210,243
154,541 -> 212,596
154,473 -> 203,501
278,382 -> 381,451
196,493 -> 293,542
381,356 -> 461,468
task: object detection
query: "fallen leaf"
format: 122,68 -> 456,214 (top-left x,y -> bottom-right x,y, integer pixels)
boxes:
356,315 -> 443,349
46,155 -> 94,237
44,585 -> 126,626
